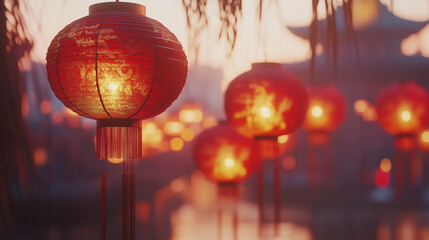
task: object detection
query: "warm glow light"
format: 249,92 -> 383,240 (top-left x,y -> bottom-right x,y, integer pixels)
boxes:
34,148 -> 47,166
65,108 -> 78,116
224,158 -> 235,167
144,123 -> 157,135
179,104 -> 204,123
277,135 -> 289,144
108,157 -> 123,164
142,122 -> 163,146
362,106 -> 377,122
354,99 -> 369,114
380,158 -> 392,173
260,107 -> 272,118
180,128 -> 195,142
164,121 -> 185,136
194,125 -> 256,183
170,137 -> 184,151
401,110 -> 412,122
212,146 -> 248,180
40,100 -> 52,114
232,84 -> 289,134
108,82 -> 119,92
311,105 -> 323,117
282,156 -> 296,170
225,63 -> 308,137
421,130 -> 429,143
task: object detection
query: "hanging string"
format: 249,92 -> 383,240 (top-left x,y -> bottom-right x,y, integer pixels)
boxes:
130,158 -> 136,240
255,139 -> 264,238
232,191 -> 238,240
309,144 -> 318,187
101,165 -> 107,240
323,134 -> 332,186
394,145 -> 403,200
217,206 -> 222,240
122,159 -> 129,240
273,142 -> 281,237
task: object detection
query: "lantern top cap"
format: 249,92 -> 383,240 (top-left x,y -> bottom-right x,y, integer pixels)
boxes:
251,62 -> 281,69
89,2 -> 146,16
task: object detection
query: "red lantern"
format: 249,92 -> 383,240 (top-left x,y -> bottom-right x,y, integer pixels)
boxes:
194,124 -> 257,183
224,62 -> 308,237
376,81 -> 429,199
46,3 -> 187,239
225,62 -> 308,138
303,85 -> 347,134
303,85 -> 347,187
194,124 -> 257,240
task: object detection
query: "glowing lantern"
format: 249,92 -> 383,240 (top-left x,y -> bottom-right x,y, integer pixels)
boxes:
303,85 -> 347,187
194,124 -> 257,239
45,2 -> 187,239
224,62 -> 308,237
376,81 -> 429,199
303,85 -> 347,135
225,62 -> 308,138
194,124 -> 257,183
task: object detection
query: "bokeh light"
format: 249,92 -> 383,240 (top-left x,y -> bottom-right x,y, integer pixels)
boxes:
380,158 -> 392,173
170,137 -> 184,152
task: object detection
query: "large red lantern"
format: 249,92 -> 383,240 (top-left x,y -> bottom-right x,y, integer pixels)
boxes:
224,62 -> 308,237
303,85 -> 347,187
46,3 -> 187,239
376,81 -> 429,199
194,124 -> 257,240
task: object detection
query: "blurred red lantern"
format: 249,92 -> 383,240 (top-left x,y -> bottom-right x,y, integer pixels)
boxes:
375,81 -> 429,199
303,85 -> 347,187
376,82 -> 429,137
224,62 -> 308,236
46,3 -> 187,239
303,85 -> 347,135
225,62 -> 308,138
194,124 -> 257,183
